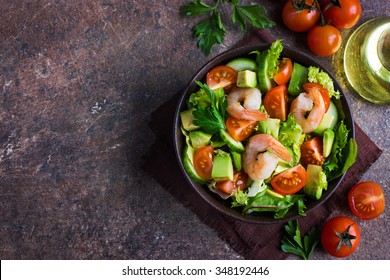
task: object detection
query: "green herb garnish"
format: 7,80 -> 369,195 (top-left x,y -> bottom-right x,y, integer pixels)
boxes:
281,220 -> 320,260
181,0 -> 275,55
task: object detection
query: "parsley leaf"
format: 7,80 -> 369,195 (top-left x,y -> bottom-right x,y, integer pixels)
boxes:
193,11 -> 225,56
181,0 -> 275,55
233,5 -> 275,31
192,81 -> 227,134
180,0 -> 214,16
281,220 -> 320,260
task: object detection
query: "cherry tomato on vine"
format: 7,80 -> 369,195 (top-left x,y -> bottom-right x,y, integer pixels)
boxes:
206,65 -> 237,91
274,58 -> 293,85
193,146 -> 214,180
321,216 -> 360,258
348,181 -> 385,220
307,24 -> 342,56
270,165 -> 308,195
282,0 -> 321,32
323,0 -> 362,29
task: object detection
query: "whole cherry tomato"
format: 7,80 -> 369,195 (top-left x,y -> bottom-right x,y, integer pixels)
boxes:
321,216 -> 361,258
323,0 -> 362,29
282,0 -> 321,32
307,24 -> 342,56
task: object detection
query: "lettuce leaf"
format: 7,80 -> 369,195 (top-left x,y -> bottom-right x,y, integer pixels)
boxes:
241,190 -> 306,219
307,66 -> 341,99
279,114 -> 304,147
266,39 -> 283,78
323,121 -> 358,181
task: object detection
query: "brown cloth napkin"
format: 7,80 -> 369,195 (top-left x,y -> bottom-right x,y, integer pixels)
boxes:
141,30 -> 383,259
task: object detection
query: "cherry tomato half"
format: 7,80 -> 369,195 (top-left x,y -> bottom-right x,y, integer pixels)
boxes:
307,24 -> 342,56
263,84 -> 289,121
348,181 -> 385,220
300,136 -> 325,166
206,65 -> 237,91
321,216 -> 360,258
323,0 -> 362,29
274,58 -> 293,85
217,170 -> 249,195
282,0 -> 321,32
270,164 -> 308,195
193,146 -> 214,180
226,116 -> 257,142
303,83 -> 331,112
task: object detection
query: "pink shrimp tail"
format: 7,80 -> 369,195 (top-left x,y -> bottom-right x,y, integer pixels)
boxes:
242,109 -> 268,121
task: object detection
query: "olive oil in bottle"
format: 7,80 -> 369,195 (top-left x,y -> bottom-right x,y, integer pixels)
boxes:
344,17 -> 390,105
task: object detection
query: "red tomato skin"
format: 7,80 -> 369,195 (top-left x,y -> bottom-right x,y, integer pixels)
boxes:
206,65 -> 237,91
217,170 -> 248,195
263,84 -> 288,121
270,165 -> 308,195
307,25 -> 342,56
282,0 -> 321,32
300,136 -> 325,166
193,146 -> 214,180
323,0 -> 362,29
348,181 -> 386,220
226,117 -> 257,142
274,58 -> 293,85
321,216 -> 360,258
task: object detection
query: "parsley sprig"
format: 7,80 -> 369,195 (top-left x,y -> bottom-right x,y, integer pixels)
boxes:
281,220 -> 320,260
192,81 -> 227,134
181,0 -> 275,55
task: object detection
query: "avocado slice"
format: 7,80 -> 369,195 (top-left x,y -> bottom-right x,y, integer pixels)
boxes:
211,155 -> 234,181
323,128 -> 335,158
237,70 -> 258,88
258,117 -> 280,139
180,109 -> 199,131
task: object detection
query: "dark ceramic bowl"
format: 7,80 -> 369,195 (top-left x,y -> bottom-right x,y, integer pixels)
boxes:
173,43 -> 354,224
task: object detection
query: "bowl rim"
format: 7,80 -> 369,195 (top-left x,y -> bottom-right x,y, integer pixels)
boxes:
173,43 -> 355,224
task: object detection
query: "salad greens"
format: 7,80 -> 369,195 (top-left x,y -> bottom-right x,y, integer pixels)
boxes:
179,40 -> 357,219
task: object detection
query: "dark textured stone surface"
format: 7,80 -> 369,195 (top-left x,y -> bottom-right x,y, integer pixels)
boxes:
0,0 -> 388,260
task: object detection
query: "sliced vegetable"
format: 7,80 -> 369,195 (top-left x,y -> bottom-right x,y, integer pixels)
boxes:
226,116 -> 257,142
206,65 -> 238,91
258,117 -> 280,139
220,129 -> 245,152
189,130 -> 212,149
263,84 -> 288,121
212,155 -> 234,181
226,57 -> 257,71
274,58 -> 293,85
193,145 -> 214,180
236,70 -> 257,88
217,170 -> 248,195
300,136 -> 325,167
303,164 -> 328,200
180,109 -> 199,131
348,181 -> 385,220
182,143 -> 206,184
288,62 -> 309,95
270,164 -> 308,195
322,128 -> 335,157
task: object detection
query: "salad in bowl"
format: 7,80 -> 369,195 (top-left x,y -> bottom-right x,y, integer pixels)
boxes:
174,40 -> 357,223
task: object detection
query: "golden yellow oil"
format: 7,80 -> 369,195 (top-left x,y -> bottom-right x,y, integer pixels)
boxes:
344,17 -> 390,105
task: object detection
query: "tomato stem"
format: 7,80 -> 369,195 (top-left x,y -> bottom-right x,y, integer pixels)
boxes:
334,223 -> 357,253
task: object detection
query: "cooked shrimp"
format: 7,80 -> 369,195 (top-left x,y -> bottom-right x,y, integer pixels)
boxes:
290,87 -> 326,134
227,87 -> 268,121
243,134 -> 292,181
